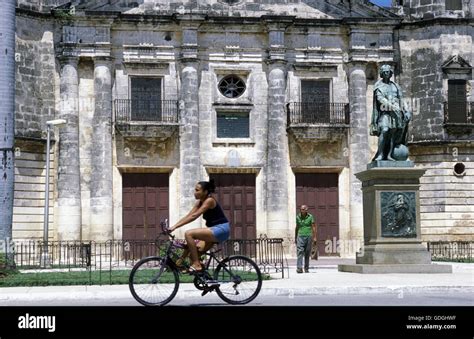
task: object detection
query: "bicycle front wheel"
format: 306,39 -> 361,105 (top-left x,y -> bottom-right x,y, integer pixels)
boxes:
213,255 -> 262,305
129,256 -> 179,306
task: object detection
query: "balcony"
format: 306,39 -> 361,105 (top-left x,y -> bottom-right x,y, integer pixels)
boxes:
114,99 -> 179,123
443,101 -> 473,134
114,99 -> 179,139
287,102 -> 350,126
287,102 -> 350,143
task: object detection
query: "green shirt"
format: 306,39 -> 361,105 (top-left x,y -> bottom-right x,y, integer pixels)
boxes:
296,213 -> 314,237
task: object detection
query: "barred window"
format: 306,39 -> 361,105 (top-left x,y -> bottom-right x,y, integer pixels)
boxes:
447,80 -> 467,123
446,0 -> 462,10
217,112 -> 249,138
130,77 -> 162,121
301,80 -> 330,102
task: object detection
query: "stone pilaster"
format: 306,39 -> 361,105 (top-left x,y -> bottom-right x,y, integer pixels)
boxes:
347,63 -> 369,240
56,56 -> 82,240
178,62 -> 201,223
266,62 -> 289,238
90,57 -> 113,241
265,20 -> 291,239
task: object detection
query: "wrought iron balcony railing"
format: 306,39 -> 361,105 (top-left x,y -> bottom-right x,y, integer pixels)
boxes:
114,99 -> 179,123
443,101 -> 473,124
287,102 -> 350,125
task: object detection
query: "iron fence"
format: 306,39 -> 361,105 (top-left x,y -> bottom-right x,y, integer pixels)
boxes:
3,237 -> 288,285
427,241 -> 473,262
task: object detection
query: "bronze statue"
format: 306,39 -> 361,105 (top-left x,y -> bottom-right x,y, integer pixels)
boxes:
370,65 -> 411,161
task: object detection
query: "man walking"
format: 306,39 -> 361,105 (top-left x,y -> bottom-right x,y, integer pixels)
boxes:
295,205 -> 317,273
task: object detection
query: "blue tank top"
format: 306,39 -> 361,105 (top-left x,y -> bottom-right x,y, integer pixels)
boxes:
202,198 -> 229,227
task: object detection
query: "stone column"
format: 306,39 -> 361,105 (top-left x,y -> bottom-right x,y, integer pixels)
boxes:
347,63 -> 369,239
57,56 -> 82,240
266,63 -> 289,238
178,62 -> 201,223
90,57 -> 113,241
177,20 -> 202,226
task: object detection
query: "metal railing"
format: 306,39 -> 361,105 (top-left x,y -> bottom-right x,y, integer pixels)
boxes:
114,99 -> 179,123
5,237 -> 288,285
287,102 -> 350,125
427,241 -> 473,262
443,101 -> 473,124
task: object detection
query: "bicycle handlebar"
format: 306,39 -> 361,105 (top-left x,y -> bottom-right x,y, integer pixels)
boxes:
160,219 -> 175,240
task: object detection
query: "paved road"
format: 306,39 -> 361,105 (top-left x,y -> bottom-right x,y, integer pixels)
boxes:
4,292 -> 473,306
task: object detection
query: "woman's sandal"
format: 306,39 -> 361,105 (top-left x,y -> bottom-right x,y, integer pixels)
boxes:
186,265 -> 204,274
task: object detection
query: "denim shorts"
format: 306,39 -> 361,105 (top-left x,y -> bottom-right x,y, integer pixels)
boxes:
210,222 -> 230,243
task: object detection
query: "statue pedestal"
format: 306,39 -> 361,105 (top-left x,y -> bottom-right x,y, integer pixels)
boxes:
339,163 -> 452,274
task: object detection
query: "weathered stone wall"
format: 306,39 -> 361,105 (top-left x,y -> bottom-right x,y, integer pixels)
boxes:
399,19 -> 474,241
398,0 -> 472,19
410,145 -> 474,241
399,25 -> 473,142
12,140 -> 54,241
13,13 -> 58,241
15,14 -> 57,139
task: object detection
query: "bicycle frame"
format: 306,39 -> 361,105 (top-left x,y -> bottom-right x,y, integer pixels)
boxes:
156,238 -> 238,284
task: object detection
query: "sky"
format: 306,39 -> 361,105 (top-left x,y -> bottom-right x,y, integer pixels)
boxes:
370,0 -> 392,7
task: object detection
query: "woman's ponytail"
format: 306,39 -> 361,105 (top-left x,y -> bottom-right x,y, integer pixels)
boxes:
198,179 -> 216,195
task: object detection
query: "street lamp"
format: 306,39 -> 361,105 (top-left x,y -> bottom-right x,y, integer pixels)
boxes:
41,119 -> 67,268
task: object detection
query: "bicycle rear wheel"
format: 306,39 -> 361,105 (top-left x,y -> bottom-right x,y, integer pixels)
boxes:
213,255 -> 262,305
129,256 -> 179,306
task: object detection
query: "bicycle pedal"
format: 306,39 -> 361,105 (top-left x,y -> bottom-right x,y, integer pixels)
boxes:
201,289 -> 211,297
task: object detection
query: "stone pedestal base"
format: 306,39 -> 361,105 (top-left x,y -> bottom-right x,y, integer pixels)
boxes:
338,165 -> 452,274
356,243 -> 431,264
338,264 -> 452,274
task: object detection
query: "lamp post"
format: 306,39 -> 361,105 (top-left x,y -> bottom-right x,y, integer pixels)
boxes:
41,119 -> 67,268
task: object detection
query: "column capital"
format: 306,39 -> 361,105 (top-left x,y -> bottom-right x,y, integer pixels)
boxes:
345,61 -> 368,73
266,59 -> 288,72
58,55 -> 79,67
93,56 -> 114,67
178,59 -> 199,73
178,55 -> 200,65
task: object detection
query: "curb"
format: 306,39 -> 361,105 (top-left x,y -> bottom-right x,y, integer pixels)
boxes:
1,285 -> 473,302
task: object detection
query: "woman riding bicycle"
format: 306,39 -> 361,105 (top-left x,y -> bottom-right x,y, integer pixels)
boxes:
169,179 -> 230,273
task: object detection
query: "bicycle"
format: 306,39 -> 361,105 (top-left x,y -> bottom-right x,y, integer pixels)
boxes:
129,220 -> 263,306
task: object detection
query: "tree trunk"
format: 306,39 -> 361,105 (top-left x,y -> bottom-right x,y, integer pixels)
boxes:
0,0 -> 16,267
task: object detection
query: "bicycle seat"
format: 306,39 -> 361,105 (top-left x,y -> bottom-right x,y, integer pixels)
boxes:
209,247 -> 222,254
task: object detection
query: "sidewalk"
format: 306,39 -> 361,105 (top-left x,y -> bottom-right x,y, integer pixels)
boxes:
0,259 -> 472,304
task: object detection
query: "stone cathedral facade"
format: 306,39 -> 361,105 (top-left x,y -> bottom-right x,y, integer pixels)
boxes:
12,0 -> 473,257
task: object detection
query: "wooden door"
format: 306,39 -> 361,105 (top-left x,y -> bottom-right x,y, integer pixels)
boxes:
122,173 -> 169,241
210,174 -> 256,240
295,173 -> 339,257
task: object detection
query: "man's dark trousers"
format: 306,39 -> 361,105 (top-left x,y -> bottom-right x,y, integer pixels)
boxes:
297,235 -> 312,271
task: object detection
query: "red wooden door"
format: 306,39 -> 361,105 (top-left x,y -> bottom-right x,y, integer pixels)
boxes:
122,173 -> 169,240
295,173 -> 339,256
210,174 -> 256,240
